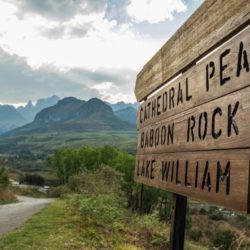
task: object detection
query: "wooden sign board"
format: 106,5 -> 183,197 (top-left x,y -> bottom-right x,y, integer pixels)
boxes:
134,0 -> 250,213
136,150 -> 250,212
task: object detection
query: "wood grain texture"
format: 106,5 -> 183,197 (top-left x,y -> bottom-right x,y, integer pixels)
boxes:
137,87 -> 250,154
135,0 -> 250,101
137,28 -> 250,129
135,149 -> 250,212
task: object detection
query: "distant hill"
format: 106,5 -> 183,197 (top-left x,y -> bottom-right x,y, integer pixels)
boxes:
5,97 -> 135,136
17,95 -> 60,122
0,105 -> 27,134
114,107 -> 137,125
106,101 -> 138,112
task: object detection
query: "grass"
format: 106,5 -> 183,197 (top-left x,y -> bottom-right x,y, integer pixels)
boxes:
0,189 -> 17,205
0,130 -> 137,154
11,186 -> 48,198
0,200 -> 86,250
0,199 -> 209,250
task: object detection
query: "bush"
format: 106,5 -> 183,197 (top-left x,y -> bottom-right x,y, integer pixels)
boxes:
0,166 -> 10,189
19,174 -> 45,186
48,185 -> 70,198
0,189 -> 16,204
212,229 -> 236,250
189,228 -> 202,242
71,193 -> 124,228
199,207 -> 207,215
68,166 -> 124,197
12,186 -> 46,198
209,212 -> 224,221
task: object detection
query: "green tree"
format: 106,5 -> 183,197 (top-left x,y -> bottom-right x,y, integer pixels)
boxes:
0,166 -> 10,190
47,148 -> 82,184
77,147 -> 100,171
112,151 -> 135,206
98,145 -> 118,166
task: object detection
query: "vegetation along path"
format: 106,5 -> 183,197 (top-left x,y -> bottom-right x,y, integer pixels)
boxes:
0,195 -> 54,237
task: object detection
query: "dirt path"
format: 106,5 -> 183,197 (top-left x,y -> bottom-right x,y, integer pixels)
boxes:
0,196 -> 55,237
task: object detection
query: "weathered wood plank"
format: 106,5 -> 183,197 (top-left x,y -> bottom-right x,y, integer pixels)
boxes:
137,87 -> 250,154
138,27 -> 250,129
135,149 -> 250,212
135,0 -> 250,101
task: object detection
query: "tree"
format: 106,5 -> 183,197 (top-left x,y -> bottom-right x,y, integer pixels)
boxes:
19,174 -> 45,186
0,166 -> 10,190
77,147 -> 100,171
47,148 -> 82,184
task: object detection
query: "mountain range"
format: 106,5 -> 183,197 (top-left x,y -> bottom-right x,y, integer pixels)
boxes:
107,101 -> 138,112
0,105 -> 27,134
2,96 -> 138,136
17,95 -> 60,122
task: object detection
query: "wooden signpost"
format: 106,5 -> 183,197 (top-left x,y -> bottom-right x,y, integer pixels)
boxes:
134,0 -> 250,249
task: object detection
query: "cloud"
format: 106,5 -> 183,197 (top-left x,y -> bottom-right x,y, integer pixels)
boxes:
92,82 -> 117,91
13,0 -> 107,21
0,49 -> 99,103
0,0 -> 202,104
0,48 -> 137,104
0,0 -> 161,73
92,81 -> 136,104
126,0 -> 187,24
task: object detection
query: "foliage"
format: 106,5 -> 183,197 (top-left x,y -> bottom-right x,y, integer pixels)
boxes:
0,166 -> 16,204
212,229 -> 236,250
0,166 -> 10,189
47,148 -> 82,184
19,173 -> 45,186
48,145 -> 172,218
47,185 -> 71,198
0,199 -> 207,250
71,194 -> 124,227
208,212 -> 224,221
0,189 -> 17,205
189,228 -> 203,241
68,166 -> 124,197
11,186 -> 47,198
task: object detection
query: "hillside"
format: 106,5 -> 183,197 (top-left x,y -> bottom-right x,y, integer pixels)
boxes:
17,95 -> 60,123
0,105 -> 27,134
107,101 -> 138,112
5,97 -> 135,136
114,107 -> 137,125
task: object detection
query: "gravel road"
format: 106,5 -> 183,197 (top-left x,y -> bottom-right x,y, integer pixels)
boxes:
0,196 -> 55,237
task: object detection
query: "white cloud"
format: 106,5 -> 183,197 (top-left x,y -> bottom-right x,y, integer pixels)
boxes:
92,82 -> 117,91
0,0 -> 161,74
102,93 -> 136,104
126,0 -> 187,24
91,81 -> 136,103
0,0 -> 201,104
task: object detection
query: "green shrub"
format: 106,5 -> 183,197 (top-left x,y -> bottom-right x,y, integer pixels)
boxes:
236,214 -> 247,222
0,166 -> 10,189
68,166 -> 124,197
48,185 -> 70,198
19,173 -> 45,186
12,186 -> 46,198
189,228 -> 202,242
71,193 -> 124,228
212,229 -> 236,250
199,207 -> 207,215
209,212 -> 224,221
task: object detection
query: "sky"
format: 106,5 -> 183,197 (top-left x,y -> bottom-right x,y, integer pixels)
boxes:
0,0 -> 203,106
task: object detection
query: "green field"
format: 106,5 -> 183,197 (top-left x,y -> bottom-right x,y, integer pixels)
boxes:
0,130 -> 137,156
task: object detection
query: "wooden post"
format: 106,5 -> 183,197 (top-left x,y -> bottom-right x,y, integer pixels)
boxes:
169,194 -> 187,250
